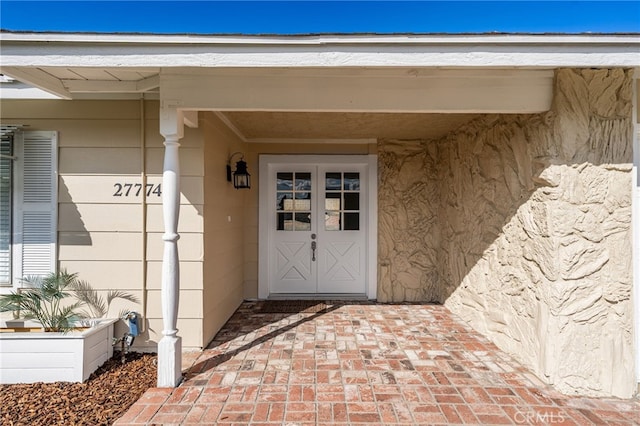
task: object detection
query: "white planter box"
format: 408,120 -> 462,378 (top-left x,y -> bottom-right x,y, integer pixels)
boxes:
0,318 -> 117,384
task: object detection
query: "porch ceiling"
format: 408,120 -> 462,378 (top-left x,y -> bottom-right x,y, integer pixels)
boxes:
220,111 -> 483,141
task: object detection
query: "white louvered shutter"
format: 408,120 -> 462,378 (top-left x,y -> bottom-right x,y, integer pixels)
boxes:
0,135 -> 12,284
12,131 -> 57,284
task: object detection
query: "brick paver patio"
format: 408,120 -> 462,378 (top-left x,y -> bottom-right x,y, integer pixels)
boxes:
115,301 -> 640,425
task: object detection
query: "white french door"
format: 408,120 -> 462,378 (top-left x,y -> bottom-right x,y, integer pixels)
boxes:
270,164 -> 317,293
316,165 -> 366,293
260,156 -> 375,297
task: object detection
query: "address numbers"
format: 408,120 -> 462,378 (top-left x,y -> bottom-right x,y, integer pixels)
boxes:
113,183 -> 162,197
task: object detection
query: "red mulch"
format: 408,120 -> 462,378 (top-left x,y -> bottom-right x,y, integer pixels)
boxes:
0,352 -> 157,426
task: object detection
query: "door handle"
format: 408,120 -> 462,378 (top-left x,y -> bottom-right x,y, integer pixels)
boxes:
311,240 -> 317,261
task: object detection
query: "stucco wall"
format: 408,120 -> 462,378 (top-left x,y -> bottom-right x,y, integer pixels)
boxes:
378,140 -> 441,302
1,100 -> 206,350
378,69 -> 635,397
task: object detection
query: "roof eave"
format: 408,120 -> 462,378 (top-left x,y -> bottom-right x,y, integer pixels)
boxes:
1,30 -> 639,46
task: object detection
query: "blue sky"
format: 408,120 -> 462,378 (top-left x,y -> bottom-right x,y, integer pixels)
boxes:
0,1 -> 638,34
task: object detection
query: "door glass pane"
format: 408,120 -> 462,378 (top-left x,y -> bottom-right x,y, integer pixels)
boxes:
344,193 -> 359,211
277,172 -> 293,190
295,213 -> 311,231
325,192 -> 340,211
294,192 -> 311,210
277,212 -> 293,231
324,171 -> 361,231
295,173 -> 311,191
277,192 -> 292,211
344,173 -> 360,190
344,213 -> 359,230
325,211 -> 340,231
326,172 -> 341,190
276,171 -> 312,231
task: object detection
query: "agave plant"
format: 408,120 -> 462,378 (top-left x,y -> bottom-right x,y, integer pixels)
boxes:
70,279 -> 139,319
0,270 -> 84,332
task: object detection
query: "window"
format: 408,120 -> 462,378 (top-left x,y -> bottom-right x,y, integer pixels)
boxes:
0,130 -> 57,287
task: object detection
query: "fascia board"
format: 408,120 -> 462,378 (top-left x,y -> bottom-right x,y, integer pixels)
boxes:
0,32 -> 639,45
0,33 -> 638,69
1,48 -> 639,68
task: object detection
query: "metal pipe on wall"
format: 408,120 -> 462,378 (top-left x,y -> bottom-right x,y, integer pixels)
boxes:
140,98 -> 148,332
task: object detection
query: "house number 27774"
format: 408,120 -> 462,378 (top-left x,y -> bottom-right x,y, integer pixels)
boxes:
113,183 -> 162,197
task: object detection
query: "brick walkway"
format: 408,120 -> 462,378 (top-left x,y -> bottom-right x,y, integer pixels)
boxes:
115,302 -> 640,425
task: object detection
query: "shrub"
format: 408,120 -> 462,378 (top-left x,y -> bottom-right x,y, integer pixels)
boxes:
0,270 -> 83,332
0,270 -> 140,332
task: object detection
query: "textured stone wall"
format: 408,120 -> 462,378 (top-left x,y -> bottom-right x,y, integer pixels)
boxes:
378,140 -> 441,302
378,69 -> 635,397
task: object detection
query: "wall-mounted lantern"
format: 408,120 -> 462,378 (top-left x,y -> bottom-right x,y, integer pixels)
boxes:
226,152 -> 251,189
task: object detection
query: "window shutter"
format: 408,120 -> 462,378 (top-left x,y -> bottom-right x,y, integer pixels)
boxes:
0,135 -> 12,284
12,131 -> 57,285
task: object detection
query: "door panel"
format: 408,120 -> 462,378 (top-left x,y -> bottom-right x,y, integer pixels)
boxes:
270,167 -> 316,293
273,239 -> 314,292
317,166 -> 366,293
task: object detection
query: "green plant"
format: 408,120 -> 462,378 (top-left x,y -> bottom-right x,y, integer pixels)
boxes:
0,270 -> 140,332
0,270 -> 84,332
70,280 -> 139,319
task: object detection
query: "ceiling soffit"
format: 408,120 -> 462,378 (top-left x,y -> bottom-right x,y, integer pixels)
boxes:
221,111 -> 484,142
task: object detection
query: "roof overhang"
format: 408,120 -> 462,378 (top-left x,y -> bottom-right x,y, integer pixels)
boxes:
2,32 -> 639,69
1,32 -> 638,100
0,32 -> 638,137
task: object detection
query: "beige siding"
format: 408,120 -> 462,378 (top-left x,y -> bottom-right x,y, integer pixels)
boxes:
201,112 -> 247,347
59,260 -> 142,290
1,100 -> 141,120
52,120 -> 143,148
59,147 -> 142,174
3,99 -> 206,350
144,176 -> 205,205
59,232 -> 143,261
60,175 -> 147,204
59,204 -> 143,232
146,261 -> 203,290
146,290 -> 203,318
146,204 -> 203,233
145,148 -> 204,176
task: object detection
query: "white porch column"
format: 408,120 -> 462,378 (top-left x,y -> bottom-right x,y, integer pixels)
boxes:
158,105 -> 184,387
